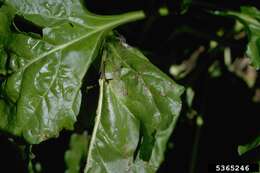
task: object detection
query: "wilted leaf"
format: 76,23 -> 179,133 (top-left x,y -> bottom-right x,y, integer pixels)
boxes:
223,47 -> 257,88
227,57 -> 257,88
0,0 -> 144,144
169,46 -> 205,79
84,39 -> 184,173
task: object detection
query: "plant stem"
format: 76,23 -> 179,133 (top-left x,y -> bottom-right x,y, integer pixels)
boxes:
84,79 -> 104,173
189,124 -> 202,173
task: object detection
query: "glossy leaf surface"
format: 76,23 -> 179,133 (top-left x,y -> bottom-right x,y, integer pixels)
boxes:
0,0 -> 144,143
84,39 -> 184,173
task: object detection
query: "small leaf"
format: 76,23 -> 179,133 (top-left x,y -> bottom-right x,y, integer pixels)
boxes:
65,132 -> 89,173
228,57 -> 257,88
84,38 -> 184,173
208,61 -> 222,78
238,136 -> 260,155
158,7 -> 169,16
196,115 -> 203,127
169,46 -> 205,79
0,0 -> 145,144
181,0 -> 192,14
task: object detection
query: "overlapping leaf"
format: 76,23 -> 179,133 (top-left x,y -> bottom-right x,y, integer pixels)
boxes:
221,6 -> 260,69
0,0 -> 144,144
84,39 -> 184,173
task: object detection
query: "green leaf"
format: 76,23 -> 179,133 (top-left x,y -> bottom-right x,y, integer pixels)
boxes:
181,0 -> 192,14
0,5 -> 13,75
238,136 -> 260,155
208,61 -> 222,78
84,38 -> 184,173
0,0 -> 144,144
65,132 -> 89,173
186,87 -> 194,107
220,6 -> 260,69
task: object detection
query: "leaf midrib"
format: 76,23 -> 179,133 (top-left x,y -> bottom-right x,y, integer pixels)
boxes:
19,11 -> 144,72
84,79 -> 104,173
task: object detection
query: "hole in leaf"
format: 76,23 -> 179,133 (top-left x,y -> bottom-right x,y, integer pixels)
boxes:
12,15 -> 43,37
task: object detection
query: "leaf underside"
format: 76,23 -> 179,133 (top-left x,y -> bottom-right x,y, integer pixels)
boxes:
84,39 -> 184,173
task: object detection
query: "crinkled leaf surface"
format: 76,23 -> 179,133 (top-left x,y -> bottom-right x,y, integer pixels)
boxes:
84,39 -> 184,173
238,136 -> 260,155
0,0 -> 144,144
222,6 -> 260,69
65,132 -> 89,173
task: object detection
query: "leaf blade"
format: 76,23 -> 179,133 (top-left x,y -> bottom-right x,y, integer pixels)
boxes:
84,38 -> 184,173
0,0 -> 144,144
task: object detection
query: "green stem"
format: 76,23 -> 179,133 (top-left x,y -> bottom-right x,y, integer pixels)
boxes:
84,79 -> 105,173
115,7 -> 172,27
189,123 -> 202,173
117,10 -> 146,26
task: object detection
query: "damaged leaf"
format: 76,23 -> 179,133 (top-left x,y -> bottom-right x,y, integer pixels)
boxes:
84,39 -> 184,173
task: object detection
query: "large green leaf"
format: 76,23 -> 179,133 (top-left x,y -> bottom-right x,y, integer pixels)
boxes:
84,38 -> 184,173
220,6 -> 260,69
0,0 -> 144,144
